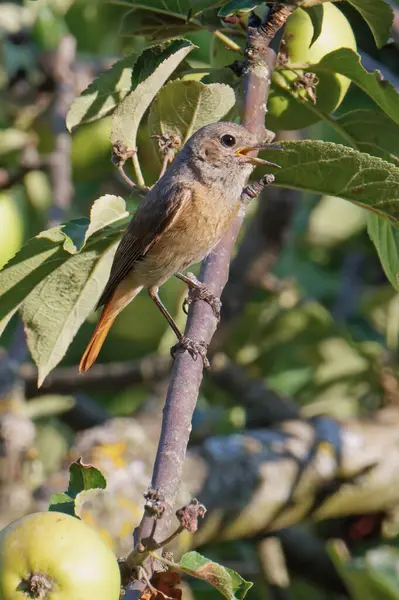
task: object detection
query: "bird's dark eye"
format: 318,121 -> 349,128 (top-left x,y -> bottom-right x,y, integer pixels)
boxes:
220,134 -> 236,148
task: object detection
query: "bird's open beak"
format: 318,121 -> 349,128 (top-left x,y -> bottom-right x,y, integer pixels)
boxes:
235,144 -> 282,167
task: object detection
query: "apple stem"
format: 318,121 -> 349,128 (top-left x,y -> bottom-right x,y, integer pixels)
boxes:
24,573 -> 53,599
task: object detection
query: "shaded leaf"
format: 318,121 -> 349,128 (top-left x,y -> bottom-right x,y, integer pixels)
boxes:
260,140 -> 399,223
336,109 -> 399,165
119,9 -> 201,43
48,492 -> 75,516
148,79 -> 236,145
329,540 -> 399,600
367,213 -> 399,291
218,1 -> 262,17
314,49 -> 399,125
110,39 -> 195,150
68,458 -> 107,496
49,459 -> 107,518
346,0 -> 393,49
304,5 -> 323,48
178,551 -> 253,600
115,0 -> 224,19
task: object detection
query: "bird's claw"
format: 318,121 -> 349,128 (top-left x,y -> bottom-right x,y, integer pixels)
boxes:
182,283 -> 222,322
171,337 -> 210,370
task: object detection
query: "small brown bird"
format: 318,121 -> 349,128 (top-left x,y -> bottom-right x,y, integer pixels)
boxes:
79,122 -> 278,372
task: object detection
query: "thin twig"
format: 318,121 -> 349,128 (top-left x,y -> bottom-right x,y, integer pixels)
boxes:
214,29 -> 242,52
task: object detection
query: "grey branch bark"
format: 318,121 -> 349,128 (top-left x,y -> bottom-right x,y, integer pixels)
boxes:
131,7 -> 293,558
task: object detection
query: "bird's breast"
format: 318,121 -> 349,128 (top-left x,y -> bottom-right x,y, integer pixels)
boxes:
134,185 -> 240,287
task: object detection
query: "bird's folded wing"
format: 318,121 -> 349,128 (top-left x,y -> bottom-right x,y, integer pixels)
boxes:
97,184 -> 192,308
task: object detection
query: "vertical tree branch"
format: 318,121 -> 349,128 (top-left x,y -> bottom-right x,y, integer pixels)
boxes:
132,4 -> 294,556
47,35 -> 76,226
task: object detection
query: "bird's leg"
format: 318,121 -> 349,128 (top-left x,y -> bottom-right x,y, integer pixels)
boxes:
148,287 -> 210,369
175,272 -> 222,323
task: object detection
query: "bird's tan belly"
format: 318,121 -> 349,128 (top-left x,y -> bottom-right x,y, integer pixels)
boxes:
133,195 -> 240,288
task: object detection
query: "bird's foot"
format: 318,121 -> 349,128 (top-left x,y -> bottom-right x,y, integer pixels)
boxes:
171,337 -> 210,370
182,274 -> 222,322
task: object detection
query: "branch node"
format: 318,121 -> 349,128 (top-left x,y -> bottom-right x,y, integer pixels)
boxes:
144,487 -> 167,519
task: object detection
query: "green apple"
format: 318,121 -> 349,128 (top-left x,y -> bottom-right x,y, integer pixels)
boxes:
210,3 -> 356,131
0,511 -> 121,600
0,192 -> 25,269
267,3 -> 356,130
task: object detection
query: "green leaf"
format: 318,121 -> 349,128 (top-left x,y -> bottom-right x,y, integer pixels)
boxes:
336,109 -> 399,165
328,541 -> 399,600
178,551 -> 253,600
148,79 -> 236,146
115,0 -> 225,19
304,5 -> 324,48
0,229 -> 67,336
66,51 -> 139,131
119,10 -> 200,43
260,140 -> 399,223
67,458 -> 107,496
367,213 -> 399,290
110,39 -> 194,149
48,492 -> 75,516
346,0 -> 393,49
0,195 -> 128,382
314,49 -> 399,126
21,237 -> 118,387
218,1 -> 262,17
49,459 -> 107,518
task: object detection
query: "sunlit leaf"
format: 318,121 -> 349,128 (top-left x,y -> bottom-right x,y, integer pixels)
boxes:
110,39 -> 195,149
21,237 -> 119,386
178,551 -> 253,600
314,49 -> 399,125
260,140 -> 399,223
66,51 -> 139,131
148,79 -> 236,145
0,195 -> 128,383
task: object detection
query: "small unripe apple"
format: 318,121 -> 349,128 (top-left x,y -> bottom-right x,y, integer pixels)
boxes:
0,512 -> 121,600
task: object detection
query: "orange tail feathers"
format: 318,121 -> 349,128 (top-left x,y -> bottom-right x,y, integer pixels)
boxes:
79,302 -> 117,373
79,283 -> 144,373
